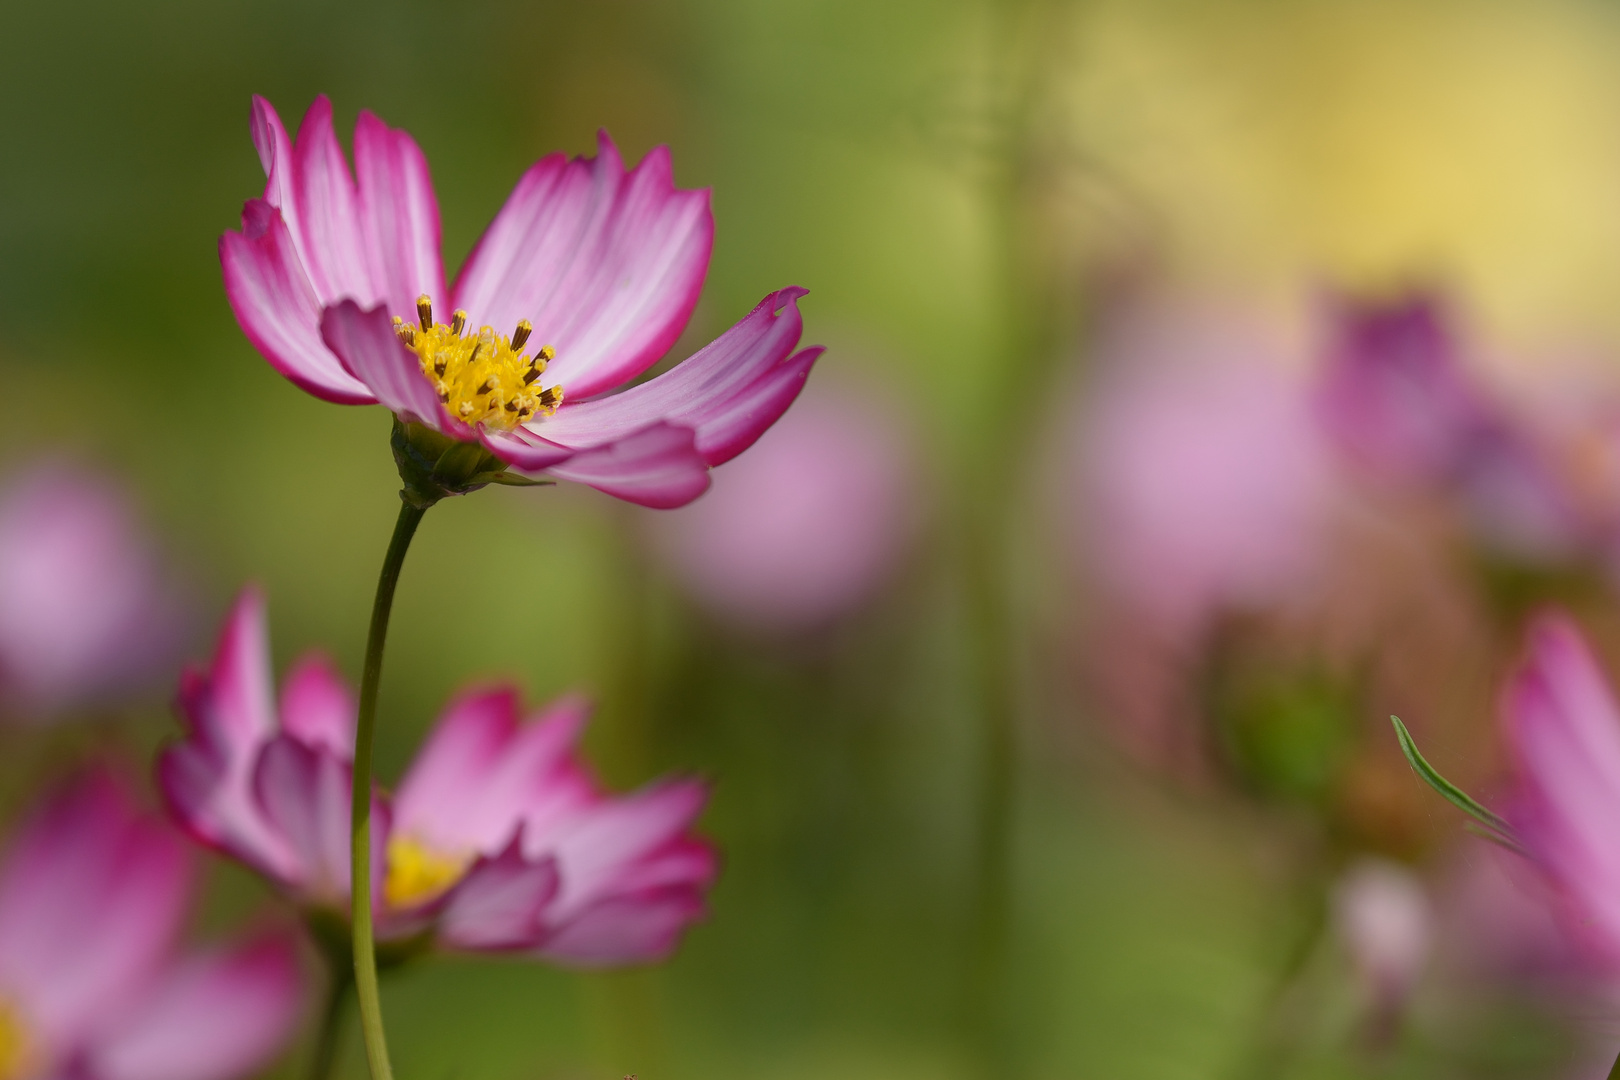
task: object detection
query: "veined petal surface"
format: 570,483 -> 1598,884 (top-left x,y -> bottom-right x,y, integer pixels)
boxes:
1505,612 -> 1620,955
452,132 -> 713,399
529,288 -> 817,466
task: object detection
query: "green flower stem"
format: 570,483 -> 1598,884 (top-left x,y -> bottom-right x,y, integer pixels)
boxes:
1609,1049 -> 1620,1080
352,501 -> 427,1080
307,962 -> 353,1080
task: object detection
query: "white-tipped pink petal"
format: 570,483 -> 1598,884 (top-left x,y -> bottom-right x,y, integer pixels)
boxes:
541,780 -> 710,918
279,654 -> 355,757
354,110 -> 447,321
544,422 -> 711,509
86,932 -> 303,1080
0,772 -> 193,1044
320,300 -> 466,436
220,204 -> 375,404
250,96 -> 295,232
451,132 -> 713,399
283,96 -> 377,305
477,428 -> 575,472
252,736 -> 384,907
1504,612 -> 1620,954
530,288 -> 816,466
396,690 -> 593,855
436,843 -> 559,952
159,590 -> 298,880
538,889 -> 709,968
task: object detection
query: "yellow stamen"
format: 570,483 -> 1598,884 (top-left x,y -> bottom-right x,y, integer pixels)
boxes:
0,1000 -> 35,1080
384,835 -> 471,908
395,296 -> 564,432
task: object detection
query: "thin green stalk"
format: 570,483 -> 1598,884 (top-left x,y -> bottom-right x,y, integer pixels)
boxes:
308,964 -> 353,1080
1609,1049 -> 1620,1080
352,501 -> 426,1080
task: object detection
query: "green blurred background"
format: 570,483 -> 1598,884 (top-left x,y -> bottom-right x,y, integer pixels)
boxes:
9,0 -> 1620,1076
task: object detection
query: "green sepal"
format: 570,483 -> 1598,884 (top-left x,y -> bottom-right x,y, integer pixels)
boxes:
476,471 -> 555,488
389,416 -> 513,508
1390,715 -> 1527,854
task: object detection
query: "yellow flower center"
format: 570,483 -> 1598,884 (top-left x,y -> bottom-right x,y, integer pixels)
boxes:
0,1001 -> 35,1080
384,834 -> 471,908
394,295 -> 564,433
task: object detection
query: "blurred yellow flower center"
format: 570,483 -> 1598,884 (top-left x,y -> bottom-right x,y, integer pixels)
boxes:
0,1002 -> 33,1080
394,295 -> 564,433
384,834 -> 471,908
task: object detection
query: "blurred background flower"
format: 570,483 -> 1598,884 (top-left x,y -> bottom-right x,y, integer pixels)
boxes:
0,460 -> 187,723
0,769 -> 301,1080
646,367 -> 921,634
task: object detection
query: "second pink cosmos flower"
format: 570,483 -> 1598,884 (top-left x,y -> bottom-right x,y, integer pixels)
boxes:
221,96 -> 821,508
158,588 -> 717,967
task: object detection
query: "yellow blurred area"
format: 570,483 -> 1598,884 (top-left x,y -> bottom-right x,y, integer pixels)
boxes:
1066,0 -> 1620,349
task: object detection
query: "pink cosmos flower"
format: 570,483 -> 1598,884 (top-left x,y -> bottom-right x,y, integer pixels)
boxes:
1316,292 -> 1493,485
1068,301 -> 1336,641
1499,611 -> 1620,965
0,769 -> 301,1080
221,95 -> 822,508
1316,291 -> 1584,561
159,588 -> 717,967
647,372 -> 918,631
0,461 -> 186,721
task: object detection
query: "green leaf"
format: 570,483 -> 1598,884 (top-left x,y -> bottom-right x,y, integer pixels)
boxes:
1390,715 -> 1525,850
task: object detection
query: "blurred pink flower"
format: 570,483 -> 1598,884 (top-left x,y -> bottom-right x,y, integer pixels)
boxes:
1316,292 -> 1492,485
1333,858 -> 1432,1011
159,588 -> 717,967
1499,611 -> 1620,965
1316,292 -> 1584,561
221,95 -> 821,508
0,462 -> 184,721
649,373 -> 917,631
0,769 -> 301,1080
1070,303 -> 1336,640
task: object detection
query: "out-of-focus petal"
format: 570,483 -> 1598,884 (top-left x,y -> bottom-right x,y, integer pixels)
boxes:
452,133 -> 712,400
395,691 -> 592,855
1504,612 -> 1620,956
354,110 -> 446,323
1073,302 -> 1335,641
539,780 -> 710,918
251,736 -> 384,908
160,590 -> 295,879
543,423 -> 711,509
0,462 -> 186,718
85,932 -> 303,1080
0,772 -> 193,1046
320,300 -> 465,436
220,203 -> 376,404
538,889 -> 709,968
436,843 -> 559,952
530,288 -> 816,466
278,654 -> 355,757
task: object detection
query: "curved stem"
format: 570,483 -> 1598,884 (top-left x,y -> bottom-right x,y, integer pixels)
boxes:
1608,1049 -> 1620,1080
307,964 -> 353,1080
352,501 -> 426,1080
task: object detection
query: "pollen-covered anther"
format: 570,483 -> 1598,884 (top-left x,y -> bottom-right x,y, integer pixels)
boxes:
398,296 -> 565,432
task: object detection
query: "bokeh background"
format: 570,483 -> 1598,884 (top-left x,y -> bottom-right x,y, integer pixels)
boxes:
11,0 -> 1620,1076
